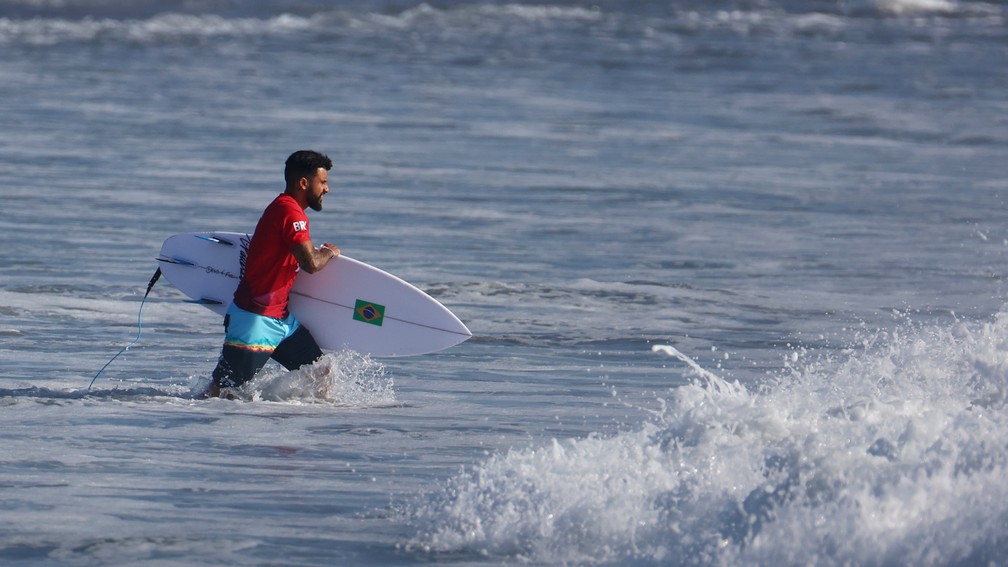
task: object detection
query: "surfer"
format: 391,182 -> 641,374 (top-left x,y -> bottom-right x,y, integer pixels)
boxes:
205,150 -> 340,398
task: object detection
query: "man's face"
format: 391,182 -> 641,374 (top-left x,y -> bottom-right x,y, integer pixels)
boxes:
305,168 -> 329,212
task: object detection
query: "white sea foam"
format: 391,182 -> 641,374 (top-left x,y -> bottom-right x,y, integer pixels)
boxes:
411,310 -> 1008,565
875,0 -> 960,15
232,351 -> 395,406
1,2 -> 999,48
0,12 -> 318,45
0,3 -> 601,47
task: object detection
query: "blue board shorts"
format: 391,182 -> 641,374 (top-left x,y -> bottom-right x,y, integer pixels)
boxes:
211,303 -> 323,388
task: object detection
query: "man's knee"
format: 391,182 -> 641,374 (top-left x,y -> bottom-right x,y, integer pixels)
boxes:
215,344 -> 271,388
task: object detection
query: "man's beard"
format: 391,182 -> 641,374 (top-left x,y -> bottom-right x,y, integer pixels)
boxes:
308,194 -> 323,211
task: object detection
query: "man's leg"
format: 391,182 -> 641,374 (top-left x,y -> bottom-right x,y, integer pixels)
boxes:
206,310 -> 278,397
271,325 -> 329,397
271,324 -> 324,371
212,344 -> 273,389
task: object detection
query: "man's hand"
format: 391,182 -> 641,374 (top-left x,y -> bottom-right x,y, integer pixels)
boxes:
320,243 -> 340,259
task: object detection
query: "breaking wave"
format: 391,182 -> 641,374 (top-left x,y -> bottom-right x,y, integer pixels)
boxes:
409,310 -> 1008,565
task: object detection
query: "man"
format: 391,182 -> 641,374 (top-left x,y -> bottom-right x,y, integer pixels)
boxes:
206,150 -> 340,398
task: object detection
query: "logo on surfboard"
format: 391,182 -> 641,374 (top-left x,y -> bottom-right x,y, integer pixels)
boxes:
353,299 -> 385,326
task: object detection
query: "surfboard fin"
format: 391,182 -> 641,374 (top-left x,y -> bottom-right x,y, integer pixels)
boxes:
188,298 -> 224,306
195,234 -> 235,246
157,256 -> 195,266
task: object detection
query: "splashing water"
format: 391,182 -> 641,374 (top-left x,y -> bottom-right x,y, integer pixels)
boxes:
410,311 -> 1008,565
225,351 -> 394,406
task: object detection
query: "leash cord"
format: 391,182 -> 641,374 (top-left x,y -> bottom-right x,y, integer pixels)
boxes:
88,267 -> 162,391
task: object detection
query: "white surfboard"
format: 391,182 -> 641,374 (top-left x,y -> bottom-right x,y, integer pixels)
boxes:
156,231 -> 471,357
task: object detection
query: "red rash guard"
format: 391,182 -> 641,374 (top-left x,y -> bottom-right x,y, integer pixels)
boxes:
233,194 -> 311,318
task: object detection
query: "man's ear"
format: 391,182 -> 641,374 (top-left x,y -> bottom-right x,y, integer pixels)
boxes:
298,176 -> 309,191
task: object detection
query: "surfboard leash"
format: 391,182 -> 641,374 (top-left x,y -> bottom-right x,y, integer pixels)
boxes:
88,267 -> 163,391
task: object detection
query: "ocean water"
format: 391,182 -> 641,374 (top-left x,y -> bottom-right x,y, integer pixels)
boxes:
2,0 -> 1008,565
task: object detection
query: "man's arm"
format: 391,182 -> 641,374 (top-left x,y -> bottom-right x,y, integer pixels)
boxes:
291,240 -> 340,274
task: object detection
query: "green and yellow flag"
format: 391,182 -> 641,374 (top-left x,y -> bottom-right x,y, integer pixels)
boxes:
353,299 -> 385,326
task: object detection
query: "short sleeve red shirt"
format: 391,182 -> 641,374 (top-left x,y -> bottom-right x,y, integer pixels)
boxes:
233,193 -> 311,318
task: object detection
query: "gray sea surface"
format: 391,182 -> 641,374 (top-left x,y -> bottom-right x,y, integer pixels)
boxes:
1,1 -> 1007,565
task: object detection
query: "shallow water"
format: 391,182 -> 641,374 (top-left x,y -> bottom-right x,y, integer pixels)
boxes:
2,0 -> 1008,565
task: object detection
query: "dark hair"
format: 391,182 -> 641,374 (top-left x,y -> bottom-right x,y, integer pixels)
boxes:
284,150 -> 333,186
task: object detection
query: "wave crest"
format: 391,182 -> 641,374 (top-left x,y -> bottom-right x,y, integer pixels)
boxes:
410,310 -> 1008,565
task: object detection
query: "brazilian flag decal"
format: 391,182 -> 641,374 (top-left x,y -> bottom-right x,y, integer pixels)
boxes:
353,299 -> 385,326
